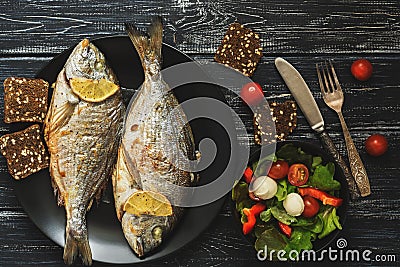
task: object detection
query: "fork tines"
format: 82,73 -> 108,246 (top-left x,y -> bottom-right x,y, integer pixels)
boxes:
316,60 -> 342,94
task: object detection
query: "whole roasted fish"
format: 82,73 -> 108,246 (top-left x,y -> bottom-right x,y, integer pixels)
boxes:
44,39 -> 124,265
113,18 -> 197,257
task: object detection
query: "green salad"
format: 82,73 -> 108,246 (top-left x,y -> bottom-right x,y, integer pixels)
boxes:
232,144 -> 344,257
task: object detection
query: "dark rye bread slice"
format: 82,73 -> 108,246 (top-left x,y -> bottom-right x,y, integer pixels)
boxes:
214,22 -> 262,77
3,77 -> 49,123
254,101 -> 297,144
0,124 -> 49,180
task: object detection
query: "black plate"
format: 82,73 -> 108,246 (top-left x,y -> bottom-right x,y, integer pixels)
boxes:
231,141 -> 349,252
13,36 -> 236,264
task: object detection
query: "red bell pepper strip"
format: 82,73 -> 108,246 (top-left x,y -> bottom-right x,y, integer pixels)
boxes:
242,209 -> 256,235
278,221 -> 292,238
249,202 -> 266,215
298,187 -> 343,207
242,202 -> 266,235
243,167 -> 253,184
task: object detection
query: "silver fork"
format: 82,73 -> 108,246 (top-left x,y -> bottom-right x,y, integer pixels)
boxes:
316,61 -> 371,197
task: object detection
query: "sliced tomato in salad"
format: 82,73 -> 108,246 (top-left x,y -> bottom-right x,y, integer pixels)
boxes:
287,163 -> 309,186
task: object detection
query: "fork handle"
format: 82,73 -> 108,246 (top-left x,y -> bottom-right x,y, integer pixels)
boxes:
318,130 -> 360,200
338,112 -> 371,197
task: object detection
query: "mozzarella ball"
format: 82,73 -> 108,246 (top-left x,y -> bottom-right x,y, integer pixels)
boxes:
250,176 -> 278,200
283,193 -> 305,216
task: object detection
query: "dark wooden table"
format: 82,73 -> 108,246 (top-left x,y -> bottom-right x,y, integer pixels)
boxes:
0,1 -> 399,266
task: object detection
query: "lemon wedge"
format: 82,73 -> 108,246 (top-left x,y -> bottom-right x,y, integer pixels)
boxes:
70,77 -> 119,102
123,191 -> 173,216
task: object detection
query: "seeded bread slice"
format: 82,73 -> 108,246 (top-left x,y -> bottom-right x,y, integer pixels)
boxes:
214,22 -> 263,77
3,77 -> 49,123
254,101 -> 297,144
0,124 -> 49,180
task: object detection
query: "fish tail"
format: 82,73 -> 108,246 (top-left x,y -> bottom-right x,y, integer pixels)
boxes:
125,17 -> 163,73
63,223 -> 92,266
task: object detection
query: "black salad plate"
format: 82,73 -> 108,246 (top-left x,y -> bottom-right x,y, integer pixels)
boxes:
231,141 -> 349,253
12,36 -> 237,264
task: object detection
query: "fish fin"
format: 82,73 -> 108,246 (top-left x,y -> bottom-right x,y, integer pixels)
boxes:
43,71 -> 77,149
125,17 -> 163,73
48,156 -> 66,206
87,199 -> 94,211
51,175 -> 64,206
148,16 -> 163,59
93,179 -> 108,205
64,227 -> 92,266
113,147 -> 131,221
45,102 -> 75,137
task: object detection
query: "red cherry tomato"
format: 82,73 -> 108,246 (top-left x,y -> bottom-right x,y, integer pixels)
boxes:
351,59 -> 373,81
302,196 -> 320,218
268,160 -> 289,179
287,164 -> 309,186
365,134 -> 388,156
240,82 -> 264,106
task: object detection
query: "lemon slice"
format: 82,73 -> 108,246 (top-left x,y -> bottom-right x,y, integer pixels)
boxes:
123,191 -> 173,216
70,77 -> 119,102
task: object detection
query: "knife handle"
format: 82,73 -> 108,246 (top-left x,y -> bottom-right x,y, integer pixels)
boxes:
318,130 -> 360,200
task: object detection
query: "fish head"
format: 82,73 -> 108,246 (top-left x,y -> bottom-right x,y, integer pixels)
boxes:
121,213 -> 169,257
65,39 -> 117,83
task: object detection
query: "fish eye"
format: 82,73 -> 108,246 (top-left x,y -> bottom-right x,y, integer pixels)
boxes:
151,226 -> 163,240
81,47 -> 89,58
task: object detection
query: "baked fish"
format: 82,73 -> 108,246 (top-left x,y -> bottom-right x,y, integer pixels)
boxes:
44,39 -> 124,265
112,18 -> 198,257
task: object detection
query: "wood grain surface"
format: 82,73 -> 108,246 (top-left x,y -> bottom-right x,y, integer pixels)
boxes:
0,0 -> 399,266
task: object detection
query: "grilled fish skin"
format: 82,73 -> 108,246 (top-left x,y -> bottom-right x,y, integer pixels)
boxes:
112,18 -> 197,257
44,39 -> 124,265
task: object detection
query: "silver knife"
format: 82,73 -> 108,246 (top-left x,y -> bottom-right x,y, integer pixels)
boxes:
275,57 -> 360,199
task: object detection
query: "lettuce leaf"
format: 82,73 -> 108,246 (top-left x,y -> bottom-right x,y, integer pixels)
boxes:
318,206 -> 342,239
260,208 -> 272,223
300,217 -> 323,234
275,179 -> 288,201
276,144 -> 313,168
232,181 -> 248,202
232,181 -> 254,213
254,223 -> 274,238
270,206 -> 297,225
285,228 -> 313,253
307,162 -> 341,191
255,227 -> 288,257
291,215 -> 324,234
312,156 -> 323,168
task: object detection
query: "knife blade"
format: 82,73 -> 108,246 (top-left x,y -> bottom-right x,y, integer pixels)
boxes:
275,57 -> 360,199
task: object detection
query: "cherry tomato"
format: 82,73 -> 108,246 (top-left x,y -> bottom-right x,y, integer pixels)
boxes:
302,196 -> 320,218
240,82 -> 264,106
351,59 -> 373,81
287,164 -> 309,186
365,134 -> 388,156
268,160 -> 289,179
